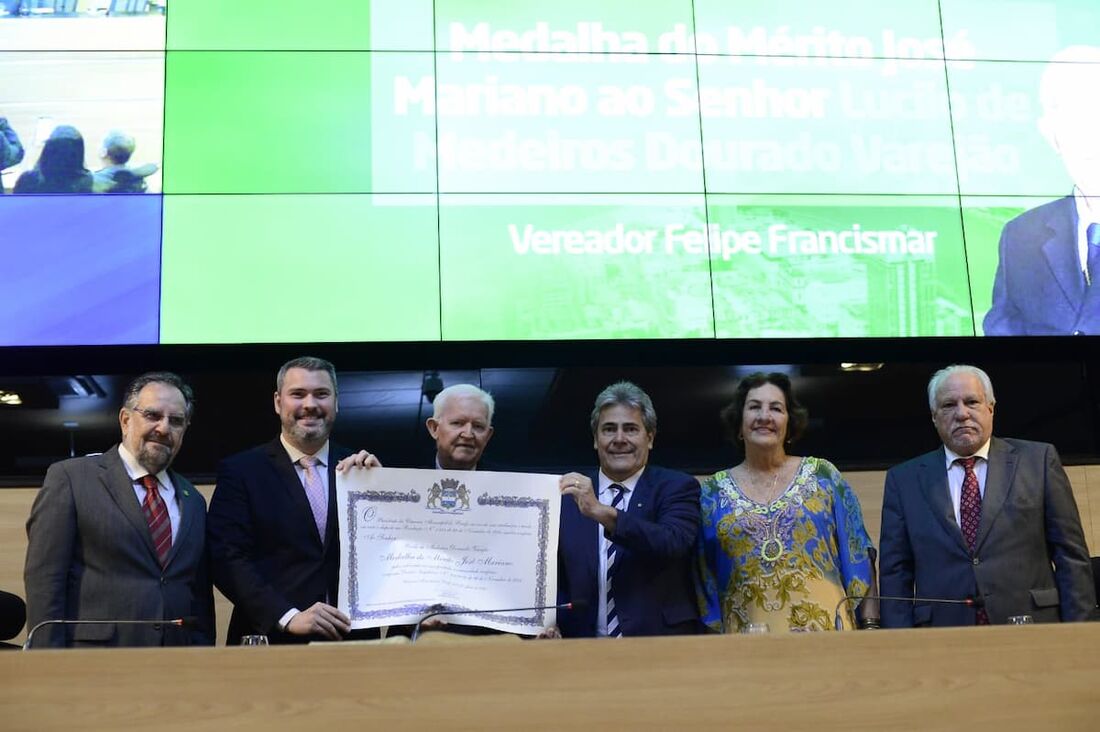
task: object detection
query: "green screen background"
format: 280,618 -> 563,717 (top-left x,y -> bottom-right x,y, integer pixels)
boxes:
151,0 -> 1099,342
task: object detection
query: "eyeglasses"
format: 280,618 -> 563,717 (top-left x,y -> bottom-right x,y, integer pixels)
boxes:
130,407 -> 188,430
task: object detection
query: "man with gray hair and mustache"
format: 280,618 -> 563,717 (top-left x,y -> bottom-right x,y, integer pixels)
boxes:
556,381 -> 702,638
25,372 -> 214,647
879,364 -> 1094,627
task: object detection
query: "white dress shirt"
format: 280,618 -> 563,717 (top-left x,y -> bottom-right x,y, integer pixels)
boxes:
118,443 -> 180,543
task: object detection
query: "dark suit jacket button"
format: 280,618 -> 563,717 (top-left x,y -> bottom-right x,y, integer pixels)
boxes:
972,557 -> 980,565
153,624 -> 161,631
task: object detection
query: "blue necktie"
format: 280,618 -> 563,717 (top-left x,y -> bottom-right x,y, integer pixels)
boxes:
1087,223 -> 1100,286
605,484 -> 626,638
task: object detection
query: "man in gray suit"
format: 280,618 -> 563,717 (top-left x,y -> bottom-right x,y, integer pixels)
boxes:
24,372 -> 214,647
880,364 -> 1095,627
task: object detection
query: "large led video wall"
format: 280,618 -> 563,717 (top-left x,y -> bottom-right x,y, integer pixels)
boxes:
1,0 -> 1098,345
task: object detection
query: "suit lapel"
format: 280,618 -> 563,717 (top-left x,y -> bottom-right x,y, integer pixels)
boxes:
1040,196 -> 1085,312
264,438 -> 324,548
976,438 -> 1016,550
1074,252 -> 1100,330
917,449 -> 969,554
163,471 -> 197,569
628,467 -> 653,518
324,445 -> 351,552
578,470 -> 602,592
97,446 -> 160,563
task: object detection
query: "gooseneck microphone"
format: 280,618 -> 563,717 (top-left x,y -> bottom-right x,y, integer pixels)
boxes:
833,594 -> 982,630
23,616 -> 196,650
411,601 -> 583,641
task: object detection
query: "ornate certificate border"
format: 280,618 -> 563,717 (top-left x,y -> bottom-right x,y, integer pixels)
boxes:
345,490 -> 552,628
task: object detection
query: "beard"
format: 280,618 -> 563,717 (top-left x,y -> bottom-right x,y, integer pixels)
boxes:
136,437 -> 174,474
284,411 -> 334,448
288,422 -> 328,445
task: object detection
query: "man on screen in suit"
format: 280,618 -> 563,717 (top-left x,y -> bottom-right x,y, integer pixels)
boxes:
24,372 -> 214,647
984,46 -> 1100,335
879,365 -> 1095,627
557,381 -> 702,637
208,356 -> 380,644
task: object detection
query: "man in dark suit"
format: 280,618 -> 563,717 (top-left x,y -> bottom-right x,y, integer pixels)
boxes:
880,364 -> 1095,627
24,372 -> 214,647
984,45 -> 1100,335
208,356 -> 380,644
984,196 -> 1100,335
557,381 -> 701,637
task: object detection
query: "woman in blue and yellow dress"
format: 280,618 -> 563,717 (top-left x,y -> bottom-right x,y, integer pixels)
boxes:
697,372 -> 878,632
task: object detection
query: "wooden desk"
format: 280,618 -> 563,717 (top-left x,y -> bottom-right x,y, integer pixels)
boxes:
2,624 -> 1098,731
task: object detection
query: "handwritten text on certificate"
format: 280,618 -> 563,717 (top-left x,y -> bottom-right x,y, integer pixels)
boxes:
336,468 -> 561,635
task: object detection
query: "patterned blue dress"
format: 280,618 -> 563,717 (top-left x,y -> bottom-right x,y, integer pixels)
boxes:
697,457 -> 873,632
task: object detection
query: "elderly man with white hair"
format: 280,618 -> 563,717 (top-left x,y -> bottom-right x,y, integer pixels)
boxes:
879,364 -> 1094,627
426,384 -> 496,470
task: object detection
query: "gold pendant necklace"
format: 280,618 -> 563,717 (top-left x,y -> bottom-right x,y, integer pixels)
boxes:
760,510 -> 785,563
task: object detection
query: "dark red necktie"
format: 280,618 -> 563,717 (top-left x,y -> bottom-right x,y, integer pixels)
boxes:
956,457 -> 989,625
141,475 -> 172,567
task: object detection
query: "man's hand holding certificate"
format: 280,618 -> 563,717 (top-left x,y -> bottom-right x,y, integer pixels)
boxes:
336,468 -> 560,635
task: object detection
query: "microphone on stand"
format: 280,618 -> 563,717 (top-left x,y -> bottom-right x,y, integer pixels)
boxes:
23,616 -> 197,650
833,594 -> 982,630
411,601 -> 584,641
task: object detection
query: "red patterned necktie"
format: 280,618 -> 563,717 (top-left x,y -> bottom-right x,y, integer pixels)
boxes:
141,475 -> 172,567
956,457 -> 989,625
